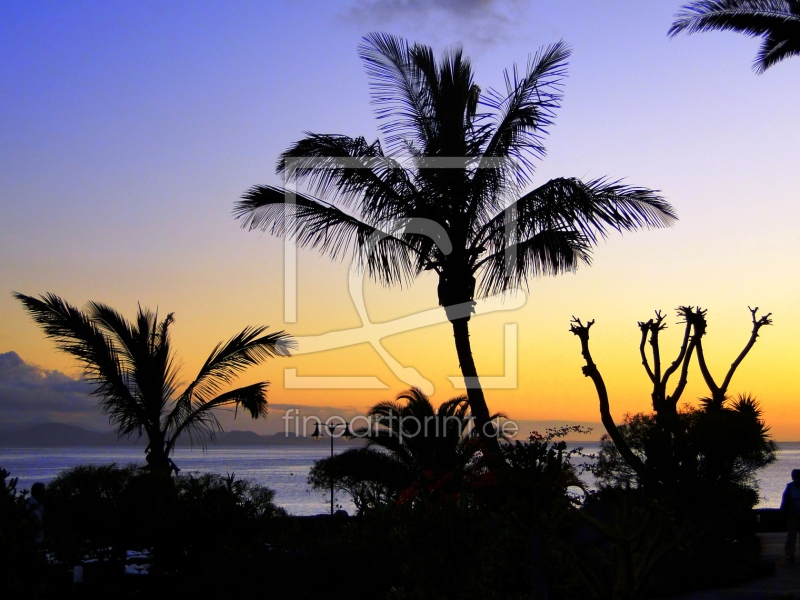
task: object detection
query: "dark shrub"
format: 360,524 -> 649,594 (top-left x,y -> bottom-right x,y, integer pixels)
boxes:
0,468 -> 47,597
44,464 -> 283,575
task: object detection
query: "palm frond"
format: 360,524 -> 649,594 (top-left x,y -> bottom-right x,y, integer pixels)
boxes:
669,1 -> 800,73
395,386 -> 437,415
362,389 -> 480,474
467,42 -> 571,232
88,302 -> 178,419
13,292 -> 147,437
436,394 -> 470,417
756,29 -> 800,70
166,382 -> 270,452
478,177 -> 675,252
84,302 -> 138,368
234,185 -> 421,286
477,229 -> 592,295
367,393 -> 424,464
358,32 -> 440,154
277,133 -> 417,220
153,311 -> 181,406
166,327 -> 293,435
670,0 -> 799,37
368,399 -> 406,419
185,326 -> 294,404
478,41 -> 571,186
422,42 -> 478,157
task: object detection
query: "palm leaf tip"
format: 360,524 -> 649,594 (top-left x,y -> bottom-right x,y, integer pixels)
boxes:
584,179 -> 677,232
184,327 -> 293,410
669,1 -> 800,72
265,330 -> 297,356
670,1 -> 799,37
231,382 -> 270,420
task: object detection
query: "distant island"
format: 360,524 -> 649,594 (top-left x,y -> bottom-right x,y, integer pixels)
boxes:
0,422 -> 323,448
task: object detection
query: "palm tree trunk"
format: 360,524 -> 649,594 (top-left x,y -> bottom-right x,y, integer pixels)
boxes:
145,432 -> 174,476
450,317 -> 493,438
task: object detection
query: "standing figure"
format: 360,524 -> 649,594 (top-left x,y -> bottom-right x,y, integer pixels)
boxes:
26,482 -> 46,543
781,469 -> 800,562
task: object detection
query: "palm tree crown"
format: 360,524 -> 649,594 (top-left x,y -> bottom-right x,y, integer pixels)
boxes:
15,292 -> 295,473
670,1 -> 800,73
309,387 -> 486,510
366,387 -> 477,475
234,33 -> 676,435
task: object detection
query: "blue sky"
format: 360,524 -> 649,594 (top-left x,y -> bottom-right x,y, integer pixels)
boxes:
2,1 -> 799,437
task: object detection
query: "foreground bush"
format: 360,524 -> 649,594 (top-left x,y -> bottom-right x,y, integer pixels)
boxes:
569,307 -> 777,597
43,464 -> 284,574
0,468 -> 48,598
303,426 -> 592,599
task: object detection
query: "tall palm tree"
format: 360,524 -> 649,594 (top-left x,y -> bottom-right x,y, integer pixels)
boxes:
234,33 -> 676,437
14,292 -> 295,474
670,1 -> 800,73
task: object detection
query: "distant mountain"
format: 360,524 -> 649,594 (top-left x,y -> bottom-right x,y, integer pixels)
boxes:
0,423 -> 138,447
209,429 -> 319,446
0,423 -> 326,447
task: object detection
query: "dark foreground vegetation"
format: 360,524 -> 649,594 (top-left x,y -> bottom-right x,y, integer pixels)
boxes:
5,12 -> 792,597
1,416 -> 776,600
5,298 -> 777,600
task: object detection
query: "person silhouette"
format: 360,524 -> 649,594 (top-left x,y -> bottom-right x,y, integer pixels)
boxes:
26,482 -> 46,543
781,469 -> 800,562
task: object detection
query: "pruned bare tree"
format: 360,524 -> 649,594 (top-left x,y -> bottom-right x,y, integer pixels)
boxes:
571,306 -> 772,489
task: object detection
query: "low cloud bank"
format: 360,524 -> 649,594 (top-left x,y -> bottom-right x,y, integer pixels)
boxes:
343,0 -> 532,48
0,351 -> 105,429
0,352 -> 603,441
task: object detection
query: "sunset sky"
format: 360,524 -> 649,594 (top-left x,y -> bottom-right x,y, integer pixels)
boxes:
1,1 -> 798,439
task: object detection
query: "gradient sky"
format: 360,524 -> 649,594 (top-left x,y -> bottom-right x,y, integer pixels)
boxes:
1,1 -> 798,438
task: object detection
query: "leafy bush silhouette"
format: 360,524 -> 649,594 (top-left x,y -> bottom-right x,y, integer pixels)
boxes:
570,307 -> 777,596
0,468 -> 47,597
44,464 -> 284,573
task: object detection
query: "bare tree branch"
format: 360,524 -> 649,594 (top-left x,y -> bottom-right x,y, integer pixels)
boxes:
720,306 -> 773,393
570,317 -> 653,486
663,307 -> 699,407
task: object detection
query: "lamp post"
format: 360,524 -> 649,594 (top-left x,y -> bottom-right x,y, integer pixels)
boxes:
311,421 -> 353,515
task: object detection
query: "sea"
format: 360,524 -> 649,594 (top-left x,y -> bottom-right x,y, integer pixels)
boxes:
2,443 -> 798,515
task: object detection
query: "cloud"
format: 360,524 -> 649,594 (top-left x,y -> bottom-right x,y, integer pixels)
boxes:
349,0 -> 513,19
0,353 -> 604,440
0,352 -> 374,435
342,0 -> 532,49
0,351 -> 105,429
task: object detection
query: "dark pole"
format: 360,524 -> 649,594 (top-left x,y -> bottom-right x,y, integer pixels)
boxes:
329,425 -> 334,516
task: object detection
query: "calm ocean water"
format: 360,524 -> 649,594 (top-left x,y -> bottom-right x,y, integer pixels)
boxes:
0,446 -> 350,516
2,442 -> 798,514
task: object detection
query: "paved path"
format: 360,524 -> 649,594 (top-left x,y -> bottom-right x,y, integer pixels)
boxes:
667,533 -> 799,599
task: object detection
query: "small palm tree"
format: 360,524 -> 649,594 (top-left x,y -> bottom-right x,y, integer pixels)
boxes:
366,387 -> 477,476
310,388 -> 485,509
670,1 -> 800,73
14,292 -> 295,474
235,33 -> 676,436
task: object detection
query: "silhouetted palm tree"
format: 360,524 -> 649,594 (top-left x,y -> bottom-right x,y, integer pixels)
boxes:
310,387 -> 487,509
366,387 -> 477,475
670,1 -> 800,73
15,292 -> 294,474
235,33 -> 676,436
